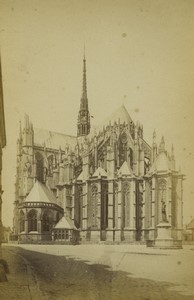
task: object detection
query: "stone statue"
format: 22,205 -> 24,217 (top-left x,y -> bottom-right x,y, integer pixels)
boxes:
161,200 -> 167,222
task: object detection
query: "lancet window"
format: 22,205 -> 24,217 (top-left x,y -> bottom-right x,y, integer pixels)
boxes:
28,210 -> 37,232
119,133 -> 128,166
91,185 -> 98,227
35,152 -> 44,183
122,182 -> 130,228
42,211 -> 53,232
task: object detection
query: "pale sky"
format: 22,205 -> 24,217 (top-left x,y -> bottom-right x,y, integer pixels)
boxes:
0,0 -> 194,227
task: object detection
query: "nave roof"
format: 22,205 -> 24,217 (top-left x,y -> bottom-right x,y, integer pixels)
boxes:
34,128 -> 77,150
97,104 -> 133,132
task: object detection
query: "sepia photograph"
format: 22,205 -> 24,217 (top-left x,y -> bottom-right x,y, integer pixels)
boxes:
0,0 -> 194,299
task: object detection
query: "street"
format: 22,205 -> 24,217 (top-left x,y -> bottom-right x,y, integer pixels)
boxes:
0,244 -> 194,300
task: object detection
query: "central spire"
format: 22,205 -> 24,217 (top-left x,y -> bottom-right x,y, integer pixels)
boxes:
77,53 -> 90,137
81,53 -> 88,108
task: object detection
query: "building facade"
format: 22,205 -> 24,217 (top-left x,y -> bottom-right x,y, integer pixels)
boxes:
13,57 -> 184,243
0,57 -> 6,253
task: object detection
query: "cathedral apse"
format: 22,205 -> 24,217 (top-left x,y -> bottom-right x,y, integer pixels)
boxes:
13,56 -> 184,244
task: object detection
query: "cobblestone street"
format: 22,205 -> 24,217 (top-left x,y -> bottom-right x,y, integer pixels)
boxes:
0,244 -> 194,300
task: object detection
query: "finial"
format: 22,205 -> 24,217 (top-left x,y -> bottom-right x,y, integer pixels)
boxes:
171,144 -> 174,155
153,129 -> 156,139
159,136 -> 165,153
19,120 -> 22,139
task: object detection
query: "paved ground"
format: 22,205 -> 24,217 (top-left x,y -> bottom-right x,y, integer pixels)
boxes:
0,244 -> 194,300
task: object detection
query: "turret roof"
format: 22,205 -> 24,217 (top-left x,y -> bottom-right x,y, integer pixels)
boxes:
149,151 -> 171,174
24,180 -> 57,203
92,167 -> 107,177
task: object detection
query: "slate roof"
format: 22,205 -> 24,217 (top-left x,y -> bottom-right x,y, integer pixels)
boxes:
34,128 -> 77,150
24,180 -> 57,204
118,161 -> 132,176
97,104 -> 133,131
92,167 -> 107,177
149,151 -> 171,174
54,215 -> 78,230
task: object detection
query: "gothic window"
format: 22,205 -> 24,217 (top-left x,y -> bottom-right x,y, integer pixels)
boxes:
98,147 -> 105,169
114,183 -> 118,228
101,182 -> 108,230
74,185 -> 83,229
119,133 -> 128,166
145,180 -> 152,228
47,155 -> 54,176
91,185 -> 98,227
129,148 -> 133,170
35,152 -> 44,183
20,211 -> 25,232
89,153 -> 95,175
122,183 -> 130,228
75,156 -> 83,178
42,211 -> 53,232
28,210 -> 37,232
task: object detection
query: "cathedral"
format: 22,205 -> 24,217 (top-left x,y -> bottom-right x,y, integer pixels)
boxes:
13,56 -> 184,244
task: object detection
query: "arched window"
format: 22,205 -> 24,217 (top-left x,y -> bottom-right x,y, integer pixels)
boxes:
129,148 -> 133,170
75,185 -> 83,229
101,182 -> 108,230
114,183 -> 118,228
42,211 -> 53,232
28,210 -> 37,232
47,155 -> 54,176
122,183 -> 130,229
119,133 -> 128,166
20,211 -> 25,232
91,185 -> 98,228
145,180 -> 152,228
35,152 -> 44,183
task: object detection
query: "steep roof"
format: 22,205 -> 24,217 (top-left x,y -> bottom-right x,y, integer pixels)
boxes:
149,151 -> 171,174
24,180 -> 57,203
118,161 -> 132,176
97,104 -> 133,131
92,167 -> 107,177
34,128 -> 77,150
54,215 -> 77,230
154,152 -> 170,172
